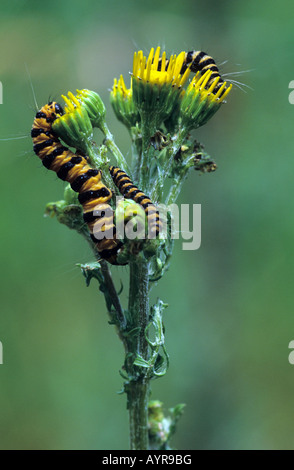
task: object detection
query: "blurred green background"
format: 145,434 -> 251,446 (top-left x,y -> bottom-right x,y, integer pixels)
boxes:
1,0 -> 294,450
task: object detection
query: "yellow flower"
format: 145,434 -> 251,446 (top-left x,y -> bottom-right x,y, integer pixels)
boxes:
112,75 -> 132,100
52,92 -> 93,154
179,69 -> 232,130
186,70 -> 232,104
132,47 -> 191,88
62,89 -> 106,129
110,46 -> 232,133
61,91 -> 81,113
131,47 -> 191,128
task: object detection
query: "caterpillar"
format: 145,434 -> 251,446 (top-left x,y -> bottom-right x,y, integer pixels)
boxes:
158,50 -> 225,93
109,166 -> 162,239
31,102 -> 124,265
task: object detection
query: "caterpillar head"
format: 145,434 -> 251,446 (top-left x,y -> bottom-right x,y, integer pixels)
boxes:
33,102 -> 64,133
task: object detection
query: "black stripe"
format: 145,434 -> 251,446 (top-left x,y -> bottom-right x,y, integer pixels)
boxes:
210,71 -> 222,80
109,166 -> 120,174
78,187 -> 111,204
83,211 -> 97,223
56,155 -> 83,180
134,194 -> 149,205
199,57 -> 216,68
109,167 -> 120,176
141,201 -> 152,210
33,139 -> 54,155
42,146 -> 67,169
42,153 -> 56,169
71,156 -> 83,164
186,51 -> 195,63
121,183 -> 138,195
36,111 -> 47,119
132,190 -> 146,199
31,128 -> 50,138
192,51 -> 206,65
204,65 -> 219,73
113,171 -> 129,185
71,169 -> 99,192
57,161 -> 75,181
83,207 -> 113,223
54,103 -> 64,115
99,244 -> 122,260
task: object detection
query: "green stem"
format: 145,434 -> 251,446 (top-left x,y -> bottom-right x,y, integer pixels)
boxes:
130,127 -> 142,181
165,171 -> 188,205
139,114 -> 157,191
127,257 -> 150,450
128,379 -> 150,450
100,260 -> 126,329
149,128 -> 188,203
101,122 -> 131,174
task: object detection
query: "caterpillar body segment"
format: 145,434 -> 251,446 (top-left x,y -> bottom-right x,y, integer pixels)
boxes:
109,166 -> 162,240
157,50 -> 226,93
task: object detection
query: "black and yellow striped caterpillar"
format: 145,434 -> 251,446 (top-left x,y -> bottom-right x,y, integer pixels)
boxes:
109,166 -> 162,239
158,50 -> 225,93
31,102 -> 124,265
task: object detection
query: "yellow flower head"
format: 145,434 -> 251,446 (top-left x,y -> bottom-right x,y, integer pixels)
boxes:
52,91 -> 94,154
110,46 -> 232,132
132,47 -> 191,89
111,75 -> 132,100
59,89 -> 106,129
179,69 -> 232,130
130,47 -> 191,128
186,70 -> 232,105
61,91 -> 81,114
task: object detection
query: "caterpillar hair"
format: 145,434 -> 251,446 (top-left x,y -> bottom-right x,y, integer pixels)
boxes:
109,166 -> 162,239
158,50 -> 226,93
31,102 -> 124,265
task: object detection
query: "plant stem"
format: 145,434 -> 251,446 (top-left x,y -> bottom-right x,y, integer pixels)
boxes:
101,122 -> 131,174
139,114 -> 156,191
165,172 -> 187,205
100,260 -> 126,329
128,379 -> 150,450
127,256 -> 150,450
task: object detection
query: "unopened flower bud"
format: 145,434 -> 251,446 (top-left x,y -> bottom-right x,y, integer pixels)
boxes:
52,96 -> 93,155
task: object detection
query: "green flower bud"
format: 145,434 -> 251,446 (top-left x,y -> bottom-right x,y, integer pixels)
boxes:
179,70 -> 232,131
75,89 -> 106,129
52,99 -> 93,155
110,75 -> 140,129
44,199 -> 83,231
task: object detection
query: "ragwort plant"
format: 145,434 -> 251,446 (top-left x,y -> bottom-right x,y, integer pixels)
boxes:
31,47 -> 232,450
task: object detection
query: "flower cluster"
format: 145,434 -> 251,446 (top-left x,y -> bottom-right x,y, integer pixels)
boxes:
50,46 -> 232,268
110,46 -> 232,134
